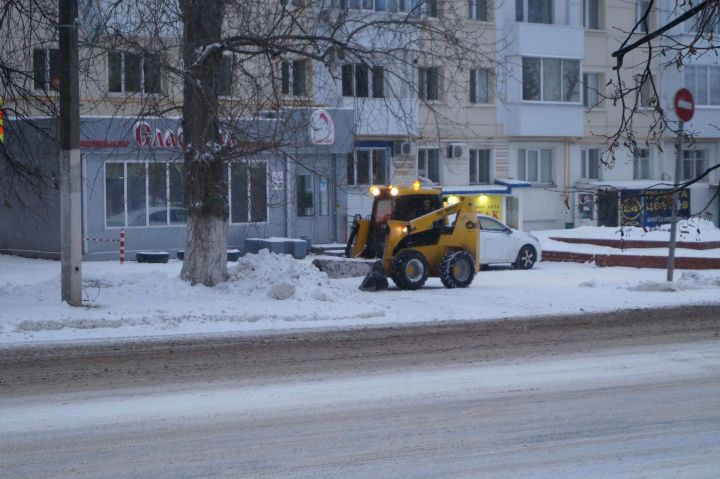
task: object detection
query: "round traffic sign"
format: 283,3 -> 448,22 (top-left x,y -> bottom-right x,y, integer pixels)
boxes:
674,88 -> 694,122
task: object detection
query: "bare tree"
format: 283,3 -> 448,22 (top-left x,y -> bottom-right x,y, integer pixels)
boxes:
95,0 -> 505,286
603,1 -> 720,186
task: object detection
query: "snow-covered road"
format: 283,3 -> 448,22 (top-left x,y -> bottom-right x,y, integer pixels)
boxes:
2,309 -> 719,478
3,343 -> 718,478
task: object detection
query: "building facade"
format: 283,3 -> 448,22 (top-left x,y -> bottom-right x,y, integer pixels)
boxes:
2,0 -> 718,260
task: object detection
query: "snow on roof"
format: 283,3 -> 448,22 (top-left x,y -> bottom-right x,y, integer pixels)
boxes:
495,179 -> 532,187
442,185 -> 509,195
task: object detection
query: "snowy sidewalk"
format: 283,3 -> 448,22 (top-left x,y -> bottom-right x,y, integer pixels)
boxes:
2,249 -> 720,346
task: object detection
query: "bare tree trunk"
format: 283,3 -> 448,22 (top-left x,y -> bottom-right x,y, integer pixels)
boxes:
178,0 -> 228,286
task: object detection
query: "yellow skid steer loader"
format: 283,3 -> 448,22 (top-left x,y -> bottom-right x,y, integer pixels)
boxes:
346,185 -> 480,291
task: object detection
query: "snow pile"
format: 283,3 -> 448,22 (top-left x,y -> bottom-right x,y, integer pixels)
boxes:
627,271 -> 720,292
578,270 -> 720,292
221,249 -> 350,302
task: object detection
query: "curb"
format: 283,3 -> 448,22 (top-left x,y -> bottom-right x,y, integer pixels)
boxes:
550,237 -> 720,250
542,250 -> 720,269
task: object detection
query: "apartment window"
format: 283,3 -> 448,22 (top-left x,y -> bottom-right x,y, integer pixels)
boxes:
470,68 -> 491,104
387,0 -> 410,12
108,51 -> 161,94
412,0 -> 438,17
682,149 -> 707,181
581,148 -> 601,180
583,72 -> 603,107
343,0 -> 409,11
522,57 -> 580,102
347,149 -> 388,185
418,148 -> 441,183
468,0 -> 487,21
684,66 -> 720,106
518,148 -> 553,183
633,148 -> 650,180
418,66 -> 440,101
342,64 -> 385,98
105,161 -> 187,228
32,48 -> 60,91
469,149 -> 491,184
635,0 -> 651,33
636,73 -> 654,108
217,55 -> 233,97
282,59 -> 309,97
583,0 -> 602,29
230,162 -> 268,223
516,0 -> 553,24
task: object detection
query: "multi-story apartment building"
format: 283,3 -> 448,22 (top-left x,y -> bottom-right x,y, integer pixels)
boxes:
341,0 -> 719,232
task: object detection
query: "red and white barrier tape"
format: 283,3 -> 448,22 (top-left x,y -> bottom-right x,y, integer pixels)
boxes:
83,230 -> 126,264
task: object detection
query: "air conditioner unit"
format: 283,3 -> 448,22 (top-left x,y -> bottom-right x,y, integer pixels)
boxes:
447,143 -> 466,159
394,141 -> 416,157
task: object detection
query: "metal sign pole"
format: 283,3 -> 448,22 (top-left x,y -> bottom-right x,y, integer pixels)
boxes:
667,121 -> 683,282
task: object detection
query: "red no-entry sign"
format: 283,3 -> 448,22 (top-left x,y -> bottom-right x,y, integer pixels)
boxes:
674,88 -> 695,122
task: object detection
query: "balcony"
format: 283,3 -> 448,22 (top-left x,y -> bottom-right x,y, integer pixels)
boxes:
506,22 -> 584,59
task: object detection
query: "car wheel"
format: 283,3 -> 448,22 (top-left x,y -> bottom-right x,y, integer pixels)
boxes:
391,250 -> 429,290
440,250 -> 475,288
514,245 -> 537,270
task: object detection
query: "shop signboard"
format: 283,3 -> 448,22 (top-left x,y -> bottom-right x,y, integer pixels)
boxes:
620,189 -> 690,227
643,189 -> 690,227
620,190 -> 643,226
474,195 -> 503,220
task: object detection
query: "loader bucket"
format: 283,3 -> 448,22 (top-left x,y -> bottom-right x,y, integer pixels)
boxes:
359,260 -> 389,292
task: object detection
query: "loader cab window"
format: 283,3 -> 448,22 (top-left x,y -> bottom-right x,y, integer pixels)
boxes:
374,199 -> 393,223
372,193 -> 442,224
391,195 -> 441,222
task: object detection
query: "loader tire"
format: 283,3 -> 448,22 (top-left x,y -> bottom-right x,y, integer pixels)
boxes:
440,250 -> 475,289
391,250 -> 428,290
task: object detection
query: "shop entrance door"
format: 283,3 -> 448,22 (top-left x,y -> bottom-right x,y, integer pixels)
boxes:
597,190 -> 619,227
294,171 -> 333,244
505,196 -> 520,229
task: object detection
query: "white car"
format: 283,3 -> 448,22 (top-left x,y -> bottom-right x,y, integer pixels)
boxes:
477,215 -> 542,269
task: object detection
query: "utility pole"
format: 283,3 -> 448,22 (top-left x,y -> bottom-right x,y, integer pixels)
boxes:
59,0 -> 83,305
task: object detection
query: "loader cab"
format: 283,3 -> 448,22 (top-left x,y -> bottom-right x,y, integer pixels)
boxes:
370,192 -> 443,224
360,187 -> 443,259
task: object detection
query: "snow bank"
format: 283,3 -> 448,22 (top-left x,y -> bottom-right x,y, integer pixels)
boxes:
537,218 -> 720,243
1,250 -> 720,346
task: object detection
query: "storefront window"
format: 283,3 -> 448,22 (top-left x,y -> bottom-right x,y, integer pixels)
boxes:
168,163 -> 186,224
148,163 -> 168,225
126,163 -> 147,227
249,164 -> 268,222
230,162 -> 268,223
230,164 -> 249,223
105,163 -> 125,227
105,160 -> 187,228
